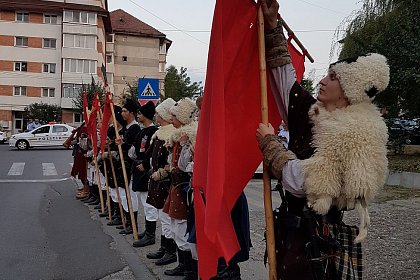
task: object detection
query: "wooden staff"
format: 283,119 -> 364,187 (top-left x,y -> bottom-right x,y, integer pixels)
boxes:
108,145 -> 127,230
92,109 -> 105,214
102,158 -> 113,221
258,7 -> 277,280
280,16 -> 315,63
110,105 -> 139,240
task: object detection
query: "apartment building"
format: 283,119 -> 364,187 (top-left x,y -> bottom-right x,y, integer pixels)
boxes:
0,0 -> 110,134
107,9 -> 171,100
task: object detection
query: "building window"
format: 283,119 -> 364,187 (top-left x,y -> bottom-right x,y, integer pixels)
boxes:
43,38 -> 57,49
122,56 -> 127,62
62,84 -> 82,98
42,88 -> 55,98
63,58 -> 96,74
44,14 -> 58,24
14,62 -> 27,72
159,44 -> 166,54
63,34 -> 96,49
159,62 -> 165,73
106,34 -> 114,43
106,54 -> 113,63
43,63 -> 56,73
16,12 -> 29,23
14,86 -> 27,96
15,36 -> 28,47
63,10 -> 96,25
74,113 -> 82,123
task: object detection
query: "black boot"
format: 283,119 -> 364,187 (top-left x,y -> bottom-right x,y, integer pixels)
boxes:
147,235 -> 166,259
119,211 -> 137,235
191,259 -> 198,280
164,248 -> 185,276
182,250 -> 194,280
132,220 -> 156,247
88,197 -> 100,205
156,238 -> 177,266
217,263 -> 241,280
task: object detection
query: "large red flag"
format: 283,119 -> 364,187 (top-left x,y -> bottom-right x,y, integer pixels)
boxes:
288,37 -> 305,82
83,92 -> 88,122
100,92 -> 113,154
192,1 -> 281,279
87,92 -> 100,156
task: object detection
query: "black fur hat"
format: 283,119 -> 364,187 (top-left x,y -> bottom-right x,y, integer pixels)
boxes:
123,98 -> 139,114
139,101 -> 156,120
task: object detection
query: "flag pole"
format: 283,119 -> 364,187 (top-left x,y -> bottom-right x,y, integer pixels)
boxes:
258,6 -> 277,280
93,109 -> 105,214
108,145 -> 127,230
102,158 -> 113,221
280,15 -> 314,63
110,104 -> 139,241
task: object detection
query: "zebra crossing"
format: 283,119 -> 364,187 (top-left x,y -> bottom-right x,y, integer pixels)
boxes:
4,162 -> 71,177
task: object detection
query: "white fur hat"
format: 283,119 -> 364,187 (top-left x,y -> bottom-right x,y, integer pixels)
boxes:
330,53 -> 390,104
170,98 -> 197,125
156,98 -> 176,123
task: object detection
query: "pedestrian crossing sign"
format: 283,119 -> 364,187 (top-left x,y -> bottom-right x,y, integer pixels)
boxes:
138,78 -> 159,105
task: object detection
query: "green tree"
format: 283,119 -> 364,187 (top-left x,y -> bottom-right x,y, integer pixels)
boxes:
164,65 -> 203,101
72,82 -> 106,113
335,0 -> 420,117
121,81 -> 139,103
300,76 -> 315,94
24,103 -> 61,124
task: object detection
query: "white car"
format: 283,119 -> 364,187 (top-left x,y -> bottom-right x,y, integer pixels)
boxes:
9,123 -> 74,150
0,131 -> 7,143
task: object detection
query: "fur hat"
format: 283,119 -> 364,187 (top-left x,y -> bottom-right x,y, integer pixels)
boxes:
170,98 -> 197,125
156,98 -> 176,123
114,105 -> 126,126
123,98 -> 139,114
329,53 -> 390,104
139,101 -> 156,120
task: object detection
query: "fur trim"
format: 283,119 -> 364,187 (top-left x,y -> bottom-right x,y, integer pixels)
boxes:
301,101 -> 388,214
330,53 -> 390,104
156,98 -> 176,123
151,124 -> 176,145
170,98 -> 198,125
167,121 -> 198,148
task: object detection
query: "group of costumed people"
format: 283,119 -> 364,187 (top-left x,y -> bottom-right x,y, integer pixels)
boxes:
71,96 -> 203,279
70,0 -> 391,279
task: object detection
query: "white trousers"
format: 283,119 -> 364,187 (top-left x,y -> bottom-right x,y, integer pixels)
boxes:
169,218 -> 190,251
158,209 -> 171,238
189,243 -> 198,260
139,191 -> 158,221
120,181 -> 138,212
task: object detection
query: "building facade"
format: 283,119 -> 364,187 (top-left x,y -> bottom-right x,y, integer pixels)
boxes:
107,9 -> 171,102
0,1 -> 170,136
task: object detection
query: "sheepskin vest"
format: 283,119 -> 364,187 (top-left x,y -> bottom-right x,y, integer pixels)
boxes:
301,102 -> 389,211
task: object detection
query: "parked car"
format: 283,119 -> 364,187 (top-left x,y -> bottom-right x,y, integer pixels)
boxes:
0,131 -> 7,143
387,118 -> 420,145
9,123 -> 74,150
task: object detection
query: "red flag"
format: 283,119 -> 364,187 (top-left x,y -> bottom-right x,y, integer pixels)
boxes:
192,1 -> 281,279
87,92 -> 100,156
100,92 -> 113,154
287,37 -> 305,82
83,92 -> 88,122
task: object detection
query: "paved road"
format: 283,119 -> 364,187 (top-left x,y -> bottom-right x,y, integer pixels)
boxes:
2,144 -> 419,279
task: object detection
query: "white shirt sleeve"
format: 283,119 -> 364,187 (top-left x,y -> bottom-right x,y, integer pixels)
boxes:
178,144 -> 192,172
281,159 -> 306,198
269,64 -> 297,125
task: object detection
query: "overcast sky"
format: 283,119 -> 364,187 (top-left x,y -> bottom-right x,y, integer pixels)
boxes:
108,0 -> 362,84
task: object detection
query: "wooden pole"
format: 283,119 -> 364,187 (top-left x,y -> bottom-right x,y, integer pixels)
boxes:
258,7 -> 277,280
108,145 -> 127,230
93,154 -> 105,213
109,105 -> 139,240
280,16 -> 315,63
102,159 -> 113,221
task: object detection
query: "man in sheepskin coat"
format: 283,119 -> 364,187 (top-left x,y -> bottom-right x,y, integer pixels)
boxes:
162,98 -> 198,279
255,1 -> 389,279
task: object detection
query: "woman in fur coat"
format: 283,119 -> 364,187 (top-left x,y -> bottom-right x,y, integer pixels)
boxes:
255,1 -> 389,279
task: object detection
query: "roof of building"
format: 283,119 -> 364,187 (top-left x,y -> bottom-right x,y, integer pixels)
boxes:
110,9 -> 166,38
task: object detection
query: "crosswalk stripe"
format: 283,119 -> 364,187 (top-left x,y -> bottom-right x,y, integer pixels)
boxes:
8,162 -> 25,176
42,163 -> 58,176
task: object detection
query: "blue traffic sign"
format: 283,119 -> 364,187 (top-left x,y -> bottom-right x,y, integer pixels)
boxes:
138,78 -> 159,101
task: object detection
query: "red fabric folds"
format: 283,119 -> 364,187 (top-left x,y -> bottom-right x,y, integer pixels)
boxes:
87,92 -> 100,156
83,92 -> 88,123
100,92 -> 112,154
192,1 -> 281,279
287,37 -> 305,82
